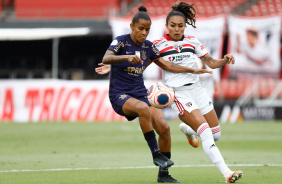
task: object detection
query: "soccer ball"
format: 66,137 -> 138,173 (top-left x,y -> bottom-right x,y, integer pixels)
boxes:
147,82 -> 175,109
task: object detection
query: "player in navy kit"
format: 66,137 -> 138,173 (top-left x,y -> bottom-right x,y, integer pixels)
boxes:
99,6 -> 211,183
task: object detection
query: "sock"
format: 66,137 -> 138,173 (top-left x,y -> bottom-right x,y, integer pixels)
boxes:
144,130 -> 160,158
211,125 -> 221,141
159,152 -> 170,176
197,123 -> 231,176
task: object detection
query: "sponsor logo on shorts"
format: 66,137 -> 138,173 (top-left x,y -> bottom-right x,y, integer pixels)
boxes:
119,94 -> 128,100
186,102 -> 192,107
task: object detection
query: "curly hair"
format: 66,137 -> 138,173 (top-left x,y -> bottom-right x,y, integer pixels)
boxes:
166,1 -> 197,28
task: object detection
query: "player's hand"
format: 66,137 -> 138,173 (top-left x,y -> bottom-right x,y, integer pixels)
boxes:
128,55 -> 143,65
224,54 -> 235,64
95,63 -> 111,75
192,69 -> 212,74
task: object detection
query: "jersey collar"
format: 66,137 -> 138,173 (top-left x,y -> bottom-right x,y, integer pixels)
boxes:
165,34 -> 184,41
127,34 -> 143,47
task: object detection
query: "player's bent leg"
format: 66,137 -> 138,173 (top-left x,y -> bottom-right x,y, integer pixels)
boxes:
150,107 -> 180,183
150,107 -> 171,152
179,110 -> 205,148
123,98 -> 153,133
211,125 -> 221,141
123,98 -> 174,168
203,109 -> 221,141
179,122 -> 199,148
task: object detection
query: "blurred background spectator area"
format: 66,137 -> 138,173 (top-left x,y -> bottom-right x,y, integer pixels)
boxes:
0,0 -> 281,102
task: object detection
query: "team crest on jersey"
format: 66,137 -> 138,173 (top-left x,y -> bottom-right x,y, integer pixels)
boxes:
186,102 -> 192,107
141,50 -> 146,60
119,94 -> 128,100
173,45 -> 183,52
200,45 -> 205,50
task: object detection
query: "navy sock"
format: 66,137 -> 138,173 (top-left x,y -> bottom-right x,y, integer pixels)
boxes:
159,152 -> 171,176
144,130 -> 159,156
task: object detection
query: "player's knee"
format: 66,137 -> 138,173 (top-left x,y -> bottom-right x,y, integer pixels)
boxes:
158,123 -> 170,136
137,103 -> 150,117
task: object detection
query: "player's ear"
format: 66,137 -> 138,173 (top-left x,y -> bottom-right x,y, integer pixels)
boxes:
130,23 -> 134,31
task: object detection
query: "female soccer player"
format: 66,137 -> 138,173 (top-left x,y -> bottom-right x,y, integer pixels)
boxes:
152,1 -> 243,183
98,5 -> 211,183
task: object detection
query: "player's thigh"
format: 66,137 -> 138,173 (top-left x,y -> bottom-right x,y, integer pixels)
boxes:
179,109 -> 206,132
150,106 -> 169,134
203,109 -> 219,128
122,97 -> 150,117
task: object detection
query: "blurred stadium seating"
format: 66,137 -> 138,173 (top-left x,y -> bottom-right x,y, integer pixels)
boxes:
243,0 -> 282,16
14,0 -> 120,19
124,0 -> 249,17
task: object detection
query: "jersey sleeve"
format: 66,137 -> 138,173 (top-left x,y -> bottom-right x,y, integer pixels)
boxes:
107,36 -> 124,55
194,38 -> 208,58
149,43 -> 161,62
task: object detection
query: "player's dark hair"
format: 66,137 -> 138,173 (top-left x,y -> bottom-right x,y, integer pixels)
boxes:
132,6 -> 151,25
166,1 -> 197,28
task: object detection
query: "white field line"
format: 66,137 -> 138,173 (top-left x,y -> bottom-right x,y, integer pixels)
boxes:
0,164 -> 282,173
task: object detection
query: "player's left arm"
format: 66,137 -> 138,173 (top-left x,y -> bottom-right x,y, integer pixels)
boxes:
201,54 -> 235,69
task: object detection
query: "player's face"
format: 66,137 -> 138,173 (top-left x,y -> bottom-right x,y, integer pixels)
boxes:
166,15 -> 186,41
130,19 -> 151,45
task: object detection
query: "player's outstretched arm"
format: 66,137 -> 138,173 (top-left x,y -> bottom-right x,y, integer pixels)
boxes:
102,50 -> 143,65
155,57 -> 212,74
95,63 -> 111,75
201,54 -> 235,69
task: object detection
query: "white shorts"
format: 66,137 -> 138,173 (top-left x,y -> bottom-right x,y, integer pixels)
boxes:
171,81 -> 214,116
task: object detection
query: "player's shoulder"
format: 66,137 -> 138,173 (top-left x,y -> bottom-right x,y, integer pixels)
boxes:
153,37 -> 166,45
115,34 -> 128,42
184,35 -> 200,42
110,34 -> 127,46
153,37 -> 167,48
183,35 -> 203,46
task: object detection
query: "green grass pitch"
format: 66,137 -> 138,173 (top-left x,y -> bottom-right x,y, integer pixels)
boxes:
0,121 -> 282,184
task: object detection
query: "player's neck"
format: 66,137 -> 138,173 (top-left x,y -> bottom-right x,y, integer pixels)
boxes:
130,34 -> 141,46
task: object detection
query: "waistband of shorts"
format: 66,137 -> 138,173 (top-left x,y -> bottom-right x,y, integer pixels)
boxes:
173,81 -> 199,91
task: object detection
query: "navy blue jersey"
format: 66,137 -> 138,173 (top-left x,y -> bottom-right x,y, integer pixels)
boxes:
108,34 -> 160,98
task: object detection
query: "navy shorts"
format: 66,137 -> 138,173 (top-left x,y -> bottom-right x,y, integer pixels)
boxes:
110,93 -> 151,121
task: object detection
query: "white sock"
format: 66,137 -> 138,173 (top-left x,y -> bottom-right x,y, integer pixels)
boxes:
197,123 -> 231,177
211,125 -> 221,141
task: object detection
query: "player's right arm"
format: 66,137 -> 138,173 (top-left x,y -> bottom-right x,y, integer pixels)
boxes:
155,57 -> 212,74
102,50 -> 143,65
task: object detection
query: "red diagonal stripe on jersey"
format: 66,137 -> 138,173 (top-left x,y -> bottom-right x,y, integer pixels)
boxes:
174,97 -> 185,115
153,37 -> 165,45
198,124 -> 209,136
159,46 -> 174,54
182,44 -> 195,49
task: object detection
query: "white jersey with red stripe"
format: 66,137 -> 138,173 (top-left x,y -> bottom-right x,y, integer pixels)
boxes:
153,34 -> 208,87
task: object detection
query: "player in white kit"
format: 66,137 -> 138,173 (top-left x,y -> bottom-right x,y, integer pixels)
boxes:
153,2 -> 243,183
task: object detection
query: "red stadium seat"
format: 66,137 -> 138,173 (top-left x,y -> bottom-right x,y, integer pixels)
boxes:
15,0 -> 120,19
